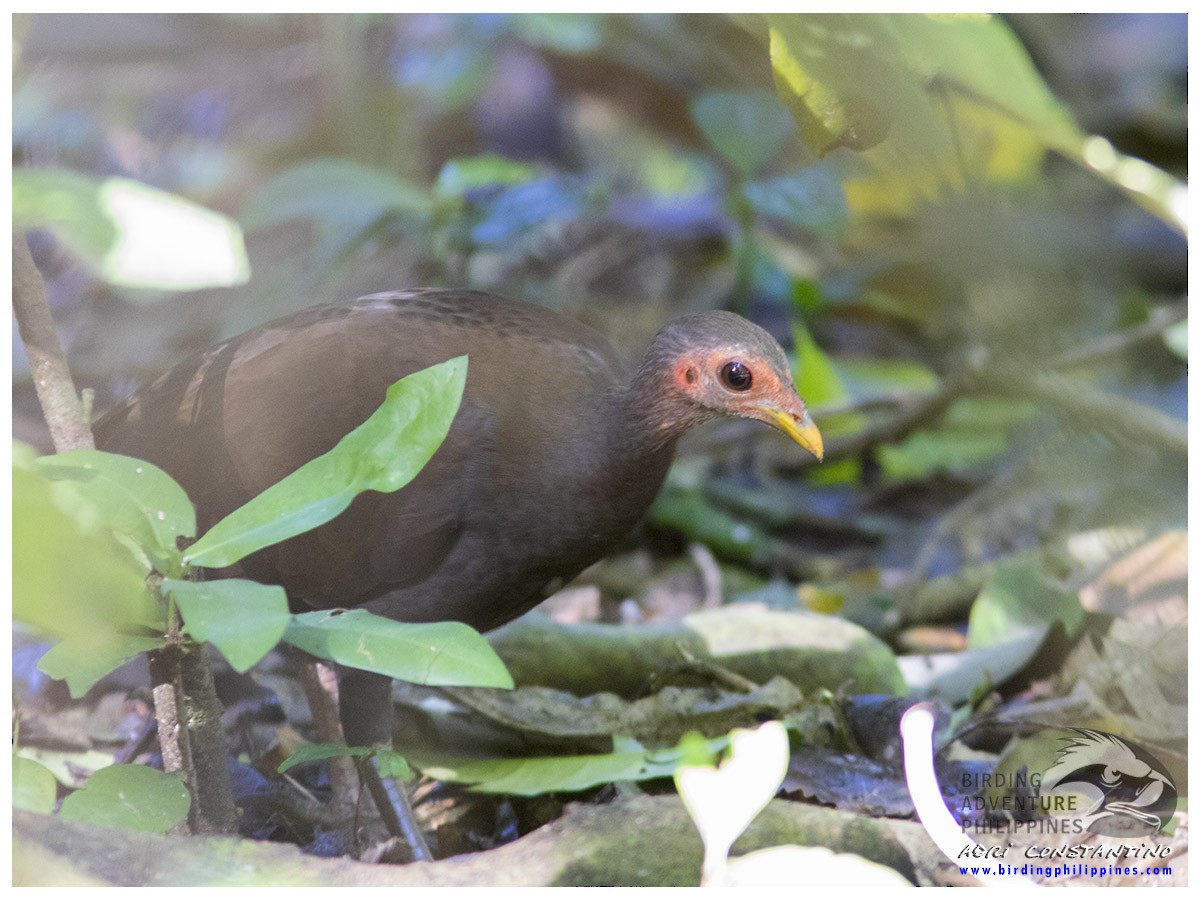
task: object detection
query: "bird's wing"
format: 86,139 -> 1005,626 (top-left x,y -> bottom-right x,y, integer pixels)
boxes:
95,300 -> 484,608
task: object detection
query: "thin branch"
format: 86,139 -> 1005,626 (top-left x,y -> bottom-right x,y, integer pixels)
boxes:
12,234 -> 94,452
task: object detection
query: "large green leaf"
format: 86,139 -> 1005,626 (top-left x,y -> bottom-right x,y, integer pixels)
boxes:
184,356 -> 468,568
13,167 -> 249,291
36,451 -> 195,571
414,734 -> 726,795
38,633 -> 167,699
14,448 -> 161,644
165,578 -> 290,674
58,764 -> 190,834
283,609 -> 513,689
765,14 -> 1182,229
12,756 -> 58,814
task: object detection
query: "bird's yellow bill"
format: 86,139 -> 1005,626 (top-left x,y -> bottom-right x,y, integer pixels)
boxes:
765,409 -> 823,461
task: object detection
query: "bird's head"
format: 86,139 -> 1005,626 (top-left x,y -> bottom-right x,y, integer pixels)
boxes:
637,310 -> 823,460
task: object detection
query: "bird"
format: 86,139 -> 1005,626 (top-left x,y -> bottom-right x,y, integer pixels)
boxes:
95,287 -> 822,756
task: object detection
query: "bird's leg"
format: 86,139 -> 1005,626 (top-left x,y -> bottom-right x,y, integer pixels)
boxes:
295,656 -> 359,822
337,666 -> 433,861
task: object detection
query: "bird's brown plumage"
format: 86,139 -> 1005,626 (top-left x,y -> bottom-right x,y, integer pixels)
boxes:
94,288 -> 820,743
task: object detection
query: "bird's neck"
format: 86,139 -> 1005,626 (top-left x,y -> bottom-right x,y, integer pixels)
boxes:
608,364 -> 714,457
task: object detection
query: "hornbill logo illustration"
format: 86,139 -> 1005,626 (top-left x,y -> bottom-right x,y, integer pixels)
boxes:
1042,729 -> 1177,837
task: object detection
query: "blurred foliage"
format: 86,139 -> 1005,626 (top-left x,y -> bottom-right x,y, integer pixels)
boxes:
12,12 -> 1187,684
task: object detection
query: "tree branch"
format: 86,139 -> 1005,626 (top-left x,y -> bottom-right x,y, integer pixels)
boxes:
12,234 -> 94,452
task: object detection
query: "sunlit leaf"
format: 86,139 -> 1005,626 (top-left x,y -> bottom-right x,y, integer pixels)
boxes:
791,321 -> 865,437
13,167 -> 249,291
13,756 -> 58,814
58,764 -> 190,834
691,91 -> 796,178
283,609 -> 513,689
14,448 -> 161,645
38,633 -> 166,699
185,357 -> 467,568
765,14 -> 1183,229
36,451 -> 195,570
415,734 -> 726,795
165,578 -> 290,674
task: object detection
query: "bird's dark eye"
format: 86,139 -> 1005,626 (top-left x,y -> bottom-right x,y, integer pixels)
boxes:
720,360 -> 753,392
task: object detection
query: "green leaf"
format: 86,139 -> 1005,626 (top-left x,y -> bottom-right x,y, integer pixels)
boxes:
276,743 -> 411,780
13,167 -> 249,291
184,356 -> 468,568
58,764 -> 190,834
435,154 -> 539,198
277,743 -> 373,775
878,397 -> 1036,480
165,578 -> 290,674
36,451 -> 195,570
282,609 -> 513,689
414,735 -> 726,795
13,756 -> 58,814
38,633 -> 166,699
791,321 -> 866,437
765,14 -> 1183,229
14,449 -> 161,644
967,565 -> 1084,649
375,748 -> 411,780
691,90 -> 796,178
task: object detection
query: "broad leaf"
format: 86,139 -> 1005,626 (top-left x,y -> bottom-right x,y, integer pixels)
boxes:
283,609 -> 513,689
414,735 -> 725,795
13,167 -> 249,291
14,449 -> 161,644
691,90 -> 796,178
58,764 -> 190,834
38,633 -> 166,699
766,14 -> 1182,229
37,451 -> 195,570
165,578 -> 290,673
185,356 -> 467,568
13,756 -> 58,814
